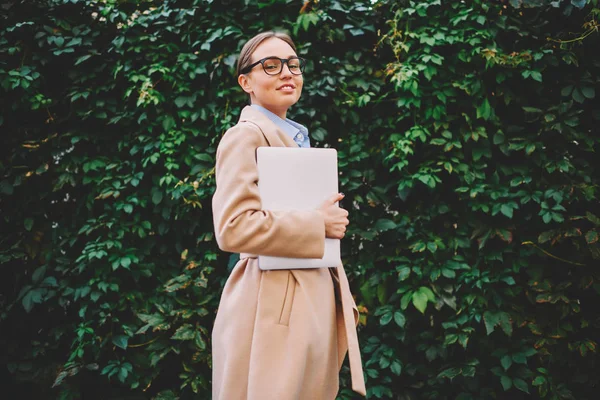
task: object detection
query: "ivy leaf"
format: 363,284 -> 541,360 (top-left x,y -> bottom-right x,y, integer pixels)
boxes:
476,98 -> 492,120
394,311 -> 406,328
586,212 -> 600,226
375,219 -> 396,232
112,335 -> 128,350
162,116 -> 175,132
500,204 -> 514,218
152,191 -> 163,205
581,87 -> 595,99
501,355 -> 512,370
22,288 -> 44,313
412,291 -> 428,314
390,360 -> 402,376
483,311 -> 499,335
171,324 -> 195,341
501,375 -> 513,391
585,230 -> 598,244
397,266 -> 411,281
493,131 -> 505,144
380,312 -> 393,326
513,378 -> 530,393
572,88 -> 585,103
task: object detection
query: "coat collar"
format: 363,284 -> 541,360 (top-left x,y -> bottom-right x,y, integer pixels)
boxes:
238,105 -> 298,148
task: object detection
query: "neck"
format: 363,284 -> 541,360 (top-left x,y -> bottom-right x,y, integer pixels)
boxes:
251,102 -> 287,120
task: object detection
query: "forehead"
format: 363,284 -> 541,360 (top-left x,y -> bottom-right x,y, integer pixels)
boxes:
251,37 -> 297,61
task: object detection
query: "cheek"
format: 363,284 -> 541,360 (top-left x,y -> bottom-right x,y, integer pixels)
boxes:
294,76 -> 303,91
257,77 -> 277,93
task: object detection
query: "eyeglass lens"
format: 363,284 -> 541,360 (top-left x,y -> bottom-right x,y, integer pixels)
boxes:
263,58 -> 303,75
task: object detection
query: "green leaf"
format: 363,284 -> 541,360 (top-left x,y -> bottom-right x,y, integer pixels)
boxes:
120,257 -> 131,268
162,116 -> 175,132
572,88 -> 585,103
532,376 -> 547,386
118,367 -> 128,383
112,335 -> 129,350
476,98 -> 492,120
493,131 -> 505,144
441,268 -> 456,278
501,355 -> 512,370
397,266 -> 411,281
380,312 -> 393,326
500,204 -> 514,218
412,291 -> 428,314
24,218 -> 34,231
400,292 -> 412,310
513,378 -> 529,394
394,311 -> 406,328
586,212 -> 600,226
375,219 -> 396,232
585,230 -> 598,244
32,266 -> 46,283
22,288 -> 44,312
171,324 -> 195,341
418,286 -> 435,302
581,87 -> 595,99
501,375 -> 513,391
483,311 -> 499,335
152,191 -> 163,205
561,85 -> 573,96
522,106 -> 543,113
499,312 -> 513,336
390,360 -> 402,376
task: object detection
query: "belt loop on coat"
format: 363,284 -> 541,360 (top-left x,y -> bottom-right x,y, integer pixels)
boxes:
336,264 -> 367,396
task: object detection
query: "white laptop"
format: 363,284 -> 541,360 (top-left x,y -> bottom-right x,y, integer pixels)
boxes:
256,147 -> 341,270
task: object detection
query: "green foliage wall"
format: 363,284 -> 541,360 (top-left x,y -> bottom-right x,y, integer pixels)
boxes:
1,0 -> 599,399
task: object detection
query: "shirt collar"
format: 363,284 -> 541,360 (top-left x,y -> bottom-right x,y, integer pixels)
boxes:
250,104 -> 309,141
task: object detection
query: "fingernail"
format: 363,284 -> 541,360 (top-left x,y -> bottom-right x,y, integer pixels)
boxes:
340,192 -> 345,196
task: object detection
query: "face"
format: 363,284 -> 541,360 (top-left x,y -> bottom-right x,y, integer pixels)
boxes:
238,37 -> 304,118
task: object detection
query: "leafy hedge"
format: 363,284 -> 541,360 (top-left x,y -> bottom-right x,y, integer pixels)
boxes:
1,0 -> 599,399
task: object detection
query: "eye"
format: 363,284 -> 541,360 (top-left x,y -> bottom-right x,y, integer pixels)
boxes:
262,59 -> 281,70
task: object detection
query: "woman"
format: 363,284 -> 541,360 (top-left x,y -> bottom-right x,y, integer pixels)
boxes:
211,31 -> 366,400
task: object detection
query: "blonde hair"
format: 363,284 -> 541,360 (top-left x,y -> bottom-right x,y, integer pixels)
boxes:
236,31 -> 298,76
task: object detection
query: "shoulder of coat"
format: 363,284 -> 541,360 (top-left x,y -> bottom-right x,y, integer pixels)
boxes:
219,120 -> 268,147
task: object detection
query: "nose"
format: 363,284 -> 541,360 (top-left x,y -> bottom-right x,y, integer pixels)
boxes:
280,61 -> 293,78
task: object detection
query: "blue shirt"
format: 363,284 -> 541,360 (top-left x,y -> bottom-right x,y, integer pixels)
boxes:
251,104 -> 310,148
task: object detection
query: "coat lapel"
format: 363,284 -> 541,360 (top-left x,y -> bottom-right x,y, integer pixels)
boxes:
238,105 -> 298,148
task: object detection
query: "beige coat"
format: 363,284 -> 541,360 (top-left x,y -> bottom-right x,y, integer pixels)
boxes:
211,106 -> 366,400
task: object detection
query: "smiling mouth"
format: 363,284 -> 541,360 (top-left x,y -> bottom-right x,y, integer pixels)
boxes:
277,84 -> 295,90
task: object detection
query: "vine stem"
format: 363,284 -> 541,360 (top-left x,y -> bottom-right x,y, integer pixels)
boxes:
521,241 -> 586,266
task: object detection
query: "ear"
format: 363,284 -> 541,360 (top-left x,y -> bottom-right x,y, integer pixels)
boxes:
238,74 -> 253,94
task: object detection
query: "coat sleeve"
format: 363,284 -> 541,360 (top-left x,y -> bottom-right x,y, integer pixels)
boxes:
211,122 -> 326,258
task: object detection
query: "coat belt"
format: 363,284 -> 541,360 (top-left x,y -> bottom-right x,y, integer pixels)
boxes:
334,263 -> 366,396
238,253 -> 366,396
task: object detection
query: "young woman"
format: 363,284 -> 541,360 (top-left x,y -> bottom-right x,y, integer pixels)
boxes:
211,31 -> 366,399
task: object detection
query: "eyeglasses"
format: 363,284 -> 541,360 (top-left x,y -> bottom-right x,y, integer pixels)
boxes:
240,56 -> 306,76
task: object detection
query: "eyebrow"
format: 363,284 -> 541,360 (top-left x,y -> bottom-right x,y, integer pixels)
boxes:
254,55 -> 298,60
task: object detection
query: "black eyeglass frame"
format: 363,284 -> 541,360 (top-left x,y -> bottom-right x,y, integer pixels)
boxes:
240,56 -> 307,76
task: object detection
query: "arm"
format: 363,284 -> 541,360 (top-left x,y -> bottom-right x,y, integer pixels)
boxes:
211,122 -> 326,258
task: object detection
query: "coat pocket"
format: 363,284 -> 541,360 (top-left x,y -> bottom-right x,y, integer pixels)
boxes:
278,271 -> 296,326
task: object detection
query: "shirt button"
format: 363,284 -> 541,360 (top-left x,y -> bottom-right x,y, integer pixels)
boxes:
295,133 -> 304,142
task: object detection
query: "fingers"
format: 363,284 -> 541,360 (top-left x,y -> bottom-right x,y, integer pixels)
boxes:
327,222 -> 348,239
328,192 -> 345,204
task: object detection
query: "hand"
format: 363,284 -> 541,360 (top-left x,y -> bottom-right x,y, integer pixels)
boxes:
317,193 -> 350,239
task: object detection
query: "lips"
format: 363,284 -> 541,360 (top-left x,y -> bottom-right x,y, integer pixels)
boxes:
277,83 -> 296,90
